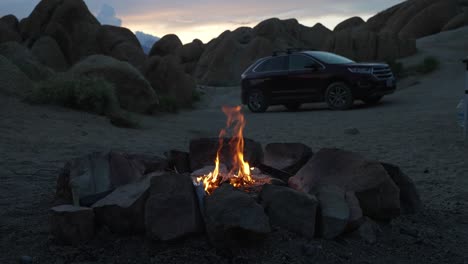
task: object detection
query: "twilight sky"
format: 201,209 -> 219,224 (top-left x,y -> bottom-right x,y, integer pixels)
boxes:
0,0 -> 405,44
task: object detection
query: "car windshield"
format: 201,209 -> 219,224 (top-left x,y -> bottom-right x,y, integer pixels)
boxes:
305,51 -> 355,64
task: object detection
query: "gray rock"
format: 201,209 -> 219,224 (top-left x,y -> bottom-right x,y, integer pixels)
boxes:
126,153 -> 169,174
50,205 -> 95,245
145,173 -> 203,241
352,217 -> 380,244
263,143 -> 313,178
92,175 -> 155,234
289,148 -> 401,220
381,162 -> 422,214
204,184 -> 270,248
316,185 -> 349,239
260,184 -> 318,238
166,150 -> 191,173
189,137 -> 263,172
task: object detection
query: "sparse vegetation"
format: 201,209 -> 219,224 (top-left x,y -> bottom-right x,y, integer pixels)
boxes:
26,75 -> 140,128
387,56 -> 440,79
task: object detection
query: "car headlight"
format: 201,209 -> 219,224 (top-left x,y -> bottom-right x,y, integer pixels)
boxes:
348,67 -> 373,74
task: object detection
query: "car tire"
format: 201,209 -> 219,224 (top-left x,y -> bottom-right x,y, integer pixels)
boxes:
247,89 -> 269,113
362,95 -> 383,105
284,103 -> 301,111
325,82 -> 354,110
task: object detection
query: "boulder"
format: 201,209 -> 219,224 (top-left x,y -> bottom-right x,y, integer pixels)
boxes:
55,152 -> 146,206
289,148 -> 400,220
97,25 -> 147,71
316,185 -> 350,239
345,191 -> 363,230
145,173 -> 203,241
144,54 -> 195,106
0,41 -> 54,81
20,0 -> 101,64
263,143 -> 312,178
125,153 -> 169,174
442,11 -> 468,31
31,36 -> 68,71
204,184 -> 270,247
92,175 -> 155,234
189,137 -> 263,171
0,55 -> 34,96
149,34 -> 183,57
69,55 -> 158,113
334,17 -> 365,32
350,217 -> 380,244
165,150 -> 191,173
381,162 -> 422,214
0,15 -> 19,31
0,20 -> 21,43
177,39 -> 204,63
399,1 -> 459,39
260,184 -> 318,238
50,205 -> 95,245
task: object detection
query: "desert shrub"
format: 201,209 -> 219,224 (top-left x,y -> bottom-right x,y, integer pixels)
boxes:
415,56 -> 440,74
387,60 -> 405,78
26,75 -> 119,115
156,95 -> 179,113
387,56 -> 440,79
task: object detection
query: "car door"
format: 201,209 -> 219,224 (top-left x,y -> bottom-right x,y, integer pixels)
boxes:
288,54 -> 325,101
254,56 -> 288,103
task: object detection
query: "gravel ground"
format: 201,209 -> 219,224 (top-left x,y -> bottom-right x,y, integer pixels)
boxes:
1,28 -> 467,263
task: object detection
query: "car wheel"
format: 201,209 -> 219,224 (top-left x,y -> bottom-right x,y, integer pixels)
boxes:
362,95 -> 383,105
247,89 -> 269,113
284,103 -> 301,111
325,82 -> 354,110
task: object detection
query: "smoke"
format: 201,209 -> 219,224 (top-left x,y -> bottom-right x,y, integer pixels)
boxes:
97,4 -> 122,26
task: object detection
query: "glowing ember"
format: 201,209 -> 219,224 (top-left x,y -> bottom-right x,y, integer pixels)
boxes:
195,106 -> 269,194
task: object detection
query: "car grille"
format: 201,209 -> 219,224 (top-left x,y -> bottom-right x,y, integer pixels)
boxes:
372,66 -> 393,80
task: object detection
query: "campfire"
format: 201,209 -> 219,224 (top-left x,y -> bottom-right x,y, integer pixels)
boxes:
194,106 -> 270,194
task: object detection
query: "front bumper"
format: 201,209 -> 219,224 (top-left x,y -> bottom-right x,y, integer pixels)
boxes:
353,77 -> 396,98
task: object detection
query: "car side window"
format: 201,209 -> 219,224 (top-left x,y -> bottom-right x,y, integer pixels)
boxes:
289,55 -> 319,70
255,56 -> 287,72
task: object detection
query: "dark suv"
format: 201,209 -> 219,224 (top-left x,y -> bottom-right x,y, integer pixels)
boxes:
241,50 -> 396,112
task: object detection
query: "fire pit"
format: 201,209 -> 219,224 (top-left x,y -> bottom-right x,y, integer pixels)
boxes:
50,105 -> 422,249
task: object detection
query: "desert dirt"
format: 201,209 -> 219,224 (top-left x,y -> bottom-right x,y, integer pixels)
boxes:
1,27 -> 468,263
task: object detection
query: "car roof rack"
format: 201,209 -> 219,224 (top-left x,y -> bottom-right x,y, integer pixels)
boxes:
272,48 -> 306,56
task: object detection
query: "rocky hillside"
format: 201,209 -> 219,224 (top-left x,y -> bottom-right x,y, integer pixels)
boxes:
190,0 -> 468,85
1,0 -> 467,99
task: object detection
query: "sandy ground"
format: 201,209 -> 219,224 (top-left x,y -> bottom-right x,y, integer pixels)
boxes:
1,27 -> 468,263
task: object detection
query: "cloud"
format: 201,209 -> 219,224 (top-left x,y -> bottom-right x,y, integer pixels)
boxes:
96,4 -> 122,26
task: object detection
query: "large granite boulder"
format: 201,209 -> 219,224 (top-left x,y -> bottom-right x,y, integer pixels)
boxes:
0,55 -> 34,96
20,0 -> 101,64
149,34 -> 183,57
334,17 -> 365,32
177,39 -> 204,74
144,54 -> 195,106
31,36 -> 68,71
289,148 -> 401,220
0,41 -> 54,81
97,25 -> 147,71
204,184 -> 270,248
442,11 -> 468,31
69,55 -> 158,113
0,15 -> 21,43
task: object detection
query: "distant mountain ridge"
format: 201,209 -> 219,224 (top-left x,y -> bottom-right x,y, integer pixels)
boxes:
135,31 -> 160,54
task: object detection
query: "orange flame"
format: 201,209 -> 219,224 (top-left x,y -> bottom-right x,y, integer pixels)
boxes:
196,106 -> 255,194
